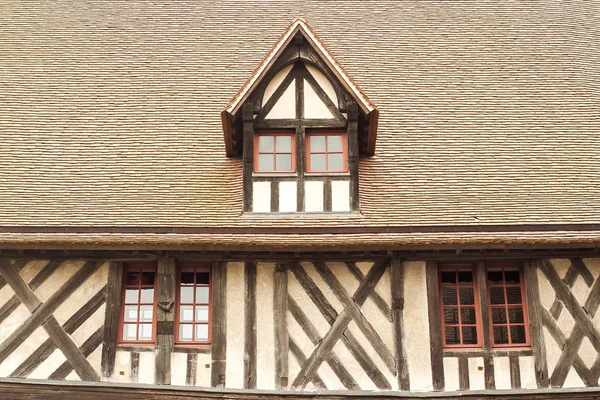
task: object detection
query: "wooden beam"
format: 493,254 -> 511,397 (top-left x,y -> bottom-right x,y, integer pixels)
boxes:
391,256 -> 410,391
524,260 -> 549,388
155,257 -> 176,385
509,354 -> 521,389
48,327 -> 104,380
244,262 -> 257,389
186,353 -> 198,386
130,352 -> 140,383
274,263 -> 289,389
347,102 -> 359,211
346,261 -> 392,322
458,356 -> 469,391
296,126 -> 306,212
242,103 -> 255,212
211,262 -> 227,388
288,338 -> 326,389
101,261 -> 123,378
426,261 -> 445,391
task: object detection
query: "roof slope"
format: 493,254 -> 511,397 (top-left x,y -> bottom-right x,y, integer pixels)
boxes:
0,1 -> 599,229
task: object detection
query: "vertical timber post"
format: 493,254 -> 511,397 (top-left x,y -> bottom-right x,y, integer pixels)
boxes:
477,261 -> 495,390
155,256 -> 176,385
243,103 -> 254,212
274,263 -> 289,388
525,260 -> 549,388
101,261 -> 123,378
391,255 -> 410,391
244,261 -> 257,389
426,261 -> 444,391
211,261 -> 227,387
347,102 -> 359,211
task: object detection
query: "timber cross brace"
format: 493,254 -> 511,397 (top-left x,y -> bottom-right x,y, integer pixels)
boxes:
539,259 -> 600,387
282,259 -> 404,390
0,259 -> 105,381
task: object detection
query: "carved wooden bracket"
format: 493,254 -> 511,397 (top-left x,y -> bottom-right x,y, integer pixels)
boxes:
157,301 -> 174,312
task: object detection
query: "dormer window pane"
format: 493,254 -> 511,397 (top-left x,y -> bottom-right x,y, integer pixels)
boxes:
310,154 -> 327,171
310,136 -> 326,152
328,154 -> 344,171
276,136 -> 291,152
327,135 -> 343,152
276,154 -> 292,171
255,133 -> 296,173
259,136 -> 274,152
307,132 -> 347,172
259,154 -> 274,171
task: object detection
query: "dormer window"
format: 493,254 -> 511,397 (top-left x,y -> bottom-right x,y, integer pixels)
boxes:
221,18 -> 379,215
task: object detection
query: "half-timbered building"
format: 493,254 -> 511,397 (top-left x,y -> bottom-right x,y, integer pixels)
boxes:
0,2 -> 599,399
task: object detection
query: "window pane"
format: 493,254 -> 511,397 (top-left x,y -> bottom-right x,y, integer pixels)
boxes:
141,271 -> 155,285
506,286 -> 522,304
462,327 -> 478,345
310,154 -> 326,171
124,305 -> 138,322
445,327 -> 460,345
181,271 -> 195,284
504,269 -> 521,284
258,154 -> 274,171
180,305 -> 194,322
508,307 -> 524,323
493,326 -> 509,344
276,136 -> 291,152
125,289 -> 139,304
491,307 -> 507,324
489,287 -> 506,304
275,154 -> 292,171
179,324 -> 193,341
442,287 -> 458,305
443,308 -> 458,324
123,324 -> 137,341
138,324 -> 153,340
196,287 -> 209,304
196,305 -> 209,322
440,271 -> 456,284
461,307 -> 477,324
139,305 -> 153,322
459,288 -> 475,305
457,270 -> 473,285
195,324 -> 209,341
180,286 -> 194,303
259,136 -> 274,152
125,272 -> 140,286
510,326 -> 527,344
310,136 -> 326,152
140,288 -> 154,303
328,154 -> 344,171
487,270 -> 503,284
327,135 -> 343,152
196,272 -> 210,285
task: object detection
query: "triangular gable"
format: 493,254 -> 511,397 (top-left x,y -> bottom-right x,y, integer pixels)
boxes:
222,18 -> 379,157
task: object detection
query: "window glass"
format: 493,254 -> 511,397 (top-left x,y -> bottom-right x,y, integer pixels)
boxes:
177,266 -> 212,344
310,136 -> 326,152
275,136 -> 291,152
440,266 -> 478,347
255,133 -> 294,172
307,133 -> 347,172
120,265 -> 156,343
487,266 -> 528,346
258,136 -> 274,152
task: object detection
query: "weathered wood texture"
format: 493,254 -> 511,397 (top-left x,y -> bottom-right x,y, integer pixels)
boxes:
155,257 -> 176,385
242,103 -> 255,212
211,262 -> 227,388
244,262 -> 257,389
101,261 -> 123,378
347,102 -> 359,211
425,261 -> 445,391
525,260 -> 549,388
274,263 -> 289,389
391,256 -> 410,391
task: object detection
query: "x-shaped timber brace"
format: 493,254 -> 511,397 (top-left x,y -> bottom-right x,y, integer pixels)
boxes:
287,260 -> 397,390
539,259 -> 600,387
0,259 -> 103,381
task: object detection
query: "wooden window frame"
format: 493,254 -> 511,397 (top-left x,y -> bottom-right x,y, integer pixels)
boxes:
118,264 -> 158,344
438,264 -> 483,349
253,131 -> 296,173
174,264 -> 213,345
305,131 -> 348,173
486,263 -> 531,348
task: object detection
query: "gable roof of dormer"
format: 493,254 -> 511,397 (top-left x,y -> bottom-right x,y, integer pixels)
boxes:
221,18 -> 379,157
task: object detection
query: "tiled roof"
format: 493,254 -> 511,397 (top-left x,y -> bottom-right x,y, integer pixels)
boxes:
1,2 -> 599,234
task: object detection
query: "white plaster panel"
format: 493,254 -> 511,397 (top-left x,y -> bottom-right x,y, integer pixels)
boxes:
256,263 -> 275,390
331,339 -> 375,390
288,349 -> 300,389
304,181 -> 324,212
287,309 -> 314,364
225,262 -> 245,389
287,272 -> 331,340
265,80 -> 296,119
543,326 -> 561,374
65,370 -> 81,381
86,346 -> 102,380
302,262 -> 343,314
579,336 -> 596,368
564,367 -> 585,388
71,305 -> 106,347
403,261 -> 433,391
0,303 -> 29,345
306,64 -> 337,105
35,261 -> 81,303
0,326 -> 49,377
196,352 -> 212,387
493,357 -> 511,390
331,181 -> 350,212
0,283 -> 15,309
252,181 -> 271,213
571,274 -> 591,308
356,262 -> 372,277
28,348 -> 66,380
346,320 -> 395,388
361,298 -> 394,355
551,259 -> 571,280
519,356 -> 537,389
304,81 -> 333,119
278,181 -> 297,213
443,357 -> 459,391
468,357 -> 485,390
111,351 -> 131,382
138,351 -> 155,384
316,360 -> 343,390
537,268 -> 555,311
171,352 -> 187,386
328,262 -> 358,294
19,260 -> 46,284
583,258 -> 600,279
263,64 -> 293,104
374,266 -> 392,311
556,308 -> 575,342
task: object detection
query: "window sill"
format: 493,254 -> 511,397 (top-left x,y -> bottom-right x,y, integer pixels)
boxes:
443,347 -> 532,358
173,345 -> 212,354
117,344 -> 156,352
241,211 -> 364,218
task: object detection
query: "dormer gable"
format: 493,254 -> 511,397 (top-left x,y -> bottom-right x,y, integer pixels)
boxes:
221,19 -> 379,214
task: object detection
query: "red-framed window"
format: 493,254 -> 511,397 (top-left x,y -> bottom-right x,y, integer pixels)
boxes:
487,264 -> 530,347
306,131 -> 348,172
439,264 -> 482,348
254,132 -> 296,173
175,265 -> 212,344
119,265 -> 157,343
